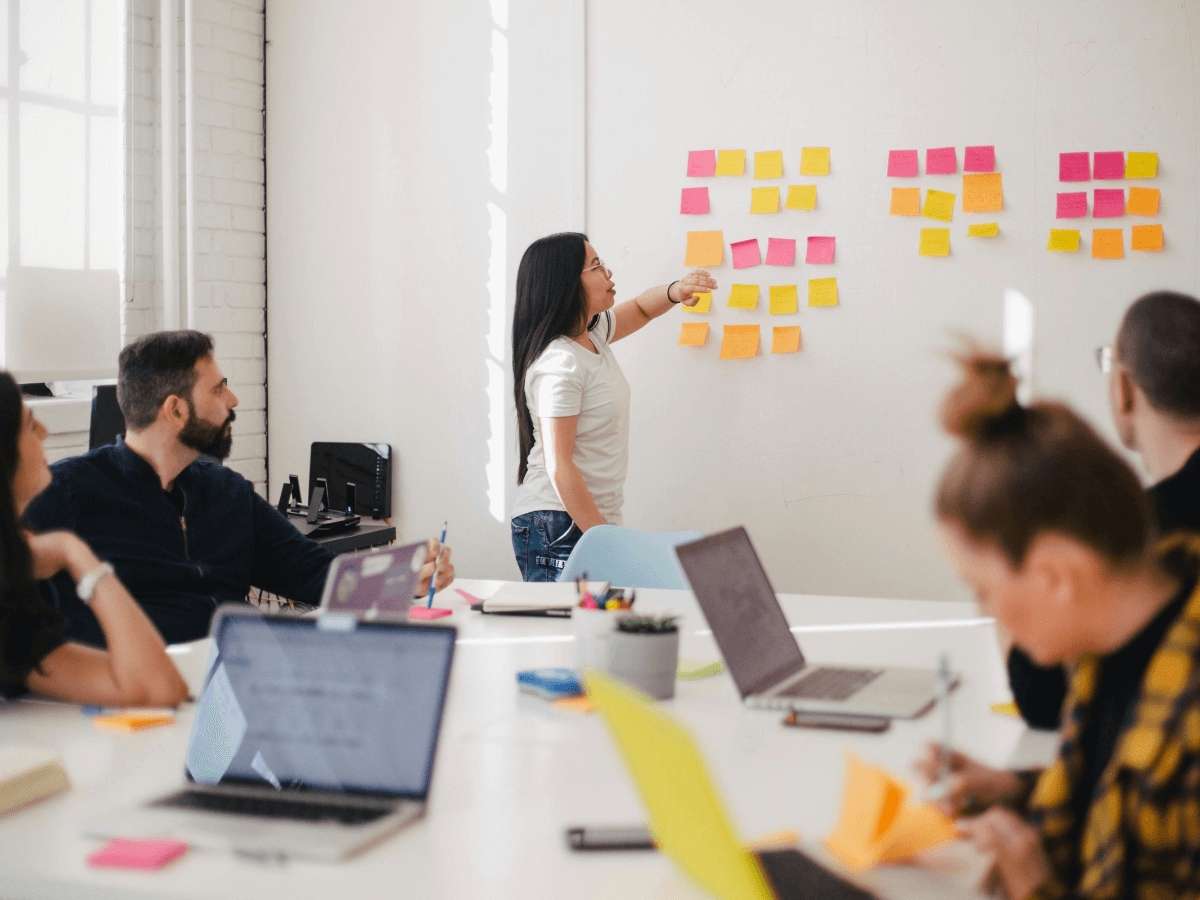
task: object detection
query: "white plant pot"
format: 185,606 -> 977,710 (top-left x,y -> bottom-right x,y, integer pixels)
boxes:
606,630 -> 680,700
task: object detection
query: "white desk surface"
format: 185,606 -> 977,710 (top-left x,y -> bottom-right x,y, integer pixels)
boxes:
0,580 -> 1059,900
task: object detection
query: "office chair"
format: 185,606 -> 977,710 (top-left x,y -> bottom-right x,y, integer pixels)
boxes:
89,385 -> 125,450
558,525 -> 704,590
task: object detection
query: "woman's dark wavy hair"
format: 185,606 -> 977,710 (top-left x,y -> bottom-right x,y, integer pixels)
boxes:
512,232 -> 600,484
0,371 -> 63,682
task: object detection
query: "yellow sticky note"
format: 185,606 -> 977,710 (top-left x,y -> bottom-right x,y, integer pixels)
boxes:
921,189 -> 955,222
889,187 -> 921,216
1092,228 -> 1124,259
800,147 -> 830,176
1131,224 -> 1163,251
754,151 -> 783,179
771,326 -> 802,354
727,284 -> 759,310
719,325 -> 760,360
768,285 -> 798,315
683,292 -> 711,313
750,187 -> 780,214
967,223 -> 999,237
715,150 -> 746,176
1125,152 -> 1158,178
1047,229 -> 1080,252
685,231 -> 724,266
1127,187 -> 1160,216
990,701 -> 1020,717
808,277 -> 838,307
94,713 -> 176,732
919,228 -> 950,256
678,322 -> 709,346
785,185 -> 817,210
962,172 -> 1003,212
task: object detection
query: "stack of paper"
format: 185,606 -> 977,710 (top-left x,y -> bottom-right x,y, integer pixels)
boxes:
0,746 -> 69,817
482,581 -> 610,614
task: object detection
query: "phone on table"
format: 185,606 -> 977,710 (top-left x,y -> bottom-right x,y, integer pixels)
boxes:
782,710 -> 891,733
566,825 -> 655,851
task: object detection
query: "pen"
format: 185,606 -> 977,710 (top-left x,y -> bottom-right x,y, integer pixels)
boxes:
936,653 -> 952,791
426,522 -> 448,608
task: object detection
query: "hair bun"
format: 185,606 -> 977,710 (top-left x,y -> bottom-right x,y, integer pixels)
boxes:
941,350 -> 1020,440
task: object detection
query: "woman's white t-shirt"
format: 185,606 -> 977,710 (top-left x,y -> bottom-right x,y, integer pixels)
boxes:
511,311 -> 631,525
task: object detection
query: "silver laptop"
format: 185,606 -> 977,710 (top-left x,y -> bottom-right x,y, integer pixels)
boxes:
82,607 -> 456,861
317,540 -> 427,616
675,527 -> 946,719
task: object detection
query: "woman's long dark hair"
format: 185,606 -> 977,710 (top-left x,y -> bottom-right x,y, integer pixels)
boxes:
512,232 -> 597,484
0,371 -> 64,681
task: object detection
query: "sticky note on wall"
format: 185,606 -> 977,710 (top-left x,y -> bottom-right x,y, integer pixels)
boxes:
1125,152 -> 1158,178
925,147 -> 957,174
1131,224 -> 1163,251
889,188 -> 921,216
683,292 -> 712,313
1093,151 -> 1124,180
765,238 -> 796,266
800,147 -> 830,176
1056,192 -> 1087,218
687,150 -> 716,177
727,284 -> 759,309
685,231 -> 724,266
680,187 -> 709,215
1127,187 -> 1160,216
1092,189 -> 1124,218
962,173 -> 1002,212
808,277 -> 839,306
731,239 -> 762,269
755,151 -> 784,179
1047,229 -> 1081,252
715,150 -> 746,176
963,146 -> 995,173
785,185 -> 817,210
967,223 -> 999,237
769,285 -> 798,315
678,322 -> 709,346
922,190 -> 955,222
1059,152 -> 1091,182
806,236 -> 836,264
750,187 -> 780,214
1092,228 -> 1123,259
772,326 -> 802,354
919,229 -> 950,256
719,325 -> 760,359
887,150 -> 918,177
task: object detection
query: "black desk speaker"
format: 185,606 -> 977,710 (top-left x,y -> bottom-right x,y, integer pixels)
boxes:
309,442 -> 391,519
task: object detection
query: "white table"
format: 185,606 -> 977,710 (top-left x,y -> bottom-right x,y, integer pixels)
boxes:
0,581 -> 1058,899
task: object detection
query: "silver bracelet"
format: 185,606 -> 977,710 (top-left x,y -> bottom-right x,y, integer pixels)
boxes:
76,562 -> 115,604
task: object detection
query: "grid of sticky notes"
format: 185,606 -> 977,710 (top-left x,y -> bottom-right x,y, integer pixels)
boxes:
887,146 -> 1002,256
1051,151 -> 1162,256
681,147 -> 839,359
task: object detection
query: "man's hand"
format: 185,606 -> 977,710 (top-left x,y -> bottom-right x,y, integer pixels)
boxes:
913,741 -> 1026,816
415,537 -> 454,598
957,807 -> 1052,900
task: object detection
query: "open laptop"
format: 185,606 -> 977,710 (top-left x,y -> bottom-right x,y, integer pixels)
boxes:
585,670 -> 878,900
82,607 -> 456,861
675,527 -> 946,719
317,540 -> 427,617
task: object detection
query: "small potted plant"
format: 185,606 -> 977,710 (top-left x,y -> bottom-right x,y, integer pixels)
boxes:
606,615 -> 680,700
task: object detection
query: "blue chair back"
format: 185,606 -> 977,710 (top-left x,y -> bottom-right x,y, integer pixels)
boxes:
557,525 -> 704,590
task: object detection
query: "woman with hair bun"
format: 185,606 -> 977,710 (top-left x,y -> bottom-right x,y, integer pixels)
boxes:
914,350 -> 1200,900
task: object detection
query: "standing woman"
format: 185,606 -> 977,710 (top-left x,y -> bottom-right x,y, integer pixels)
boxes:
510,233 -> 715,581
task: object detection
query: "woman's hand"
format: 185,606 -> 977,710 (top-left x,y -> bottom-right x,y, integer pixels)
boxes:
957,807 -> 1051,900
415,537 -> 455,597
676,269 -> 718,306
24,531 -> 99,582
913,741 -> 1026,816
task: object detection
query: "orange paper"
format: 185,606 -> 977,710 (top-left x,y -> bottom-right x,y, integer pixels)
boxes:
771,326 -> 801,354
678,322 -> 709,346
685,231 -> 724,266
962,172 -> 1003,212
94,713 -> 176,733
1127,188 -> 1160,216
1131,224 -> 1163,251
719,325 -> 759,360
1092,228 -> 1124,259
889,187 -> 920,216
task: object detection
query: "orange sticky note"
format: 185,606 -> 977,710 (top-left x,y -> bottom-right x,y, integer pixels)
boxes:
919,228 -> 950,256
889,187 -> 920,216
768,285 -> 798,315
771,326 -> 802,354
1127,187 -> 1160,216
1092,228 -> 1124,259
554,696 -> 596,715
683,292 -> 711,313
754,151 -> 783,179
800,147 -> 830,176
1125,152 -> 1158,178
94,713 -> 176,732
715,150 -> 746,176
678,322 -> 709,346
808,277 -> 838,307
719,325 -> 759,359
685,231 -> 724,266
750,187 -> 780,214
1131,224 -> 1163,251
727,284 -> 759,310
785,184 -> 817,210
962,172 -> 1003,212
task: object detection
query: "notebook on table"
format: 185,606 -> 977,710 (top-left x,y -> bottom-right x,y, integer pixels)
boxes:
473,580 -> 610,616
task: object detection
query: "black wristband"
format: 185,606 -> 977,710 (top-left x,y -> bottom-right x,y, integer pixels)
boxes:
667,280 -> 681,303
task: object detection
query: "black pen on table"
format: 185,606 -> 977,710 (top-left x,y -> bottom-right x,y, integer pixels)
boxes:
425,521 -> 448,608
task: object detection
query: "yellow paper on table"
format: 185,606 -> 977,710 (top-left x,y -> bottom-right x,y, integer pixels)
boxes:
771,326 -> 802,354
800,147 -> 830,176
685,231 -> 724,266
750,187 -> 780,214
719,325 -> 759,359
1125,152 -> 1158,178
1047,229 -> 1080,252
678,322 -> 709,346
727,284 -> 759,310
967,223 -> 999,237
990,700 -> 1020,717
94,713 -> 176,733
754,151 -> 783,179
808,277 -> 838,307
1131,224 -> 1163,251
1127,187 -> 1160,216
768,284 -> 798,315
921,189 -> 955,222
715,150 -> 746,176
889,187 -> 921,216
785,184 -> 817,210
962,173 -> 1003,212
919,228 -> 950,257
683,291 -> 711,313
1092,228 -> 1123,259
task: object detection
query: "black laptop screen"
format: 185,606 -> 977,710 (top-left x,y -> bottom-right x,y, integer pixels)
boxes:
186,614 -> 455,799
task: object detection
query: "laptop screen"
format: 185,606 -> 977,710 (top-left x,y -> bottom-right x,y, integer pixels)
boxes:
675,527 -> 807,697
186,613 -> 455,799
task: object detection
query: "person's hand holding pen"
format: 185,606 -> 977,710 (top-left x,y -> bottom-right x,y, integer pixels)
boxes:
912,743 -> 1025,817
415,536 -> 454,598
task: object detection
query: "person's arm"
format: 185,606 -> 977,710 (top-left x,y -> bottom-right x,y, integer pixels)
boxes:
24,532 -> 188,707
610,269 -> 717,342
541,415 -> 606,531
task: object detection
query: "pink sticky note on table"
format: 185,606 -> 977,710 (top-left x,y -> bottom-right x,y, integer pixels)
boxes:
687,150 -> 716,177
963,146 -> 995,172
410,607 -> 452,620
806,236 -> 836,265
731,239 -> 762,269
765,238 -> 796,266
1056,192 -> 1088,218
455,587 -> 484,605
926,147 -> 957,174
887,150 -> 918,177
1093,152 -> 1125,180
1059,152 -> 1090,182
1093,189 -> 1124,218
88,839 -> 188,870
680,187 -> 709,215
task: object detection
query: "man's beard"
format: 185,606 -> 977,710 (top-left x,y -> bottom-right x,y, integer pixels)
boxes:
180,404 -> 235,461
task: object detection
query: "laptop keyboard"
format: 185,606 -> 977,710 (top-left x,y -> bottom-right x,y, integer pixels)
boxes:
152,790 -> 393,825
756,848 -> 879,900
779,667 -> 883,701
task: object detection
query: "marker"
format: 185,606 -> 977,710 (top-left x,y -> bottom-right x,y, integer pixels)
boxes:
426,522 -> 448,608
930,653 -> 953,801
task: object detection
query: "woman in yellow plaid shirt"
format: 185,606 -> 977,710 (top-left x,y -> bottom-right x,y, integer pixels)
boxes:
918,351 -> 1200,900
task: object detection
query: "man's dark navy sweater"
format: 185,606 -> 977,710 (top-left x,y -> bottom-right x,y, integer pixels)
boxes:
23,440 -> 333,646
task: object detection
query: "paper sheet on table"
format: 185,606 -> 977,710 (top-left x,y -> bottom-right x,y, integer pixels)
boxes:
799,147 -> 830,175
785,185 -> 817,210
681,187 -> 710,215
1092,228 -> 1123,259
727,284 -> 759,310
686,231 -> 724,266
1047,229 -> 1081,252
754,151 -> 783,179
1131,224 -> 1163,251
805,236 -> 835,264
719,325 -> 759,359
887,149 -> 918,177
1127,187 -> 1159,216
963,145 -> 995,172
678,322 -> 709,346
921,189 -> 955,221
768,285 -> 798,315
716,149 -> 746,176
677,659 -> 725,680
967,223 -> 998,237
683,291 -> 712,313
1056,192 -> 1087,218
919,228 -> 950,256
889,187 -> 920,216
765,238 -> 795,266
687,150 -> 716,177
1059,152 -> 1090,182
750,187 -> 780,214
962,173 -> 1002,212
1093,151 -> 1124,180
731,239 -> 762,269
1092,189 -> 1124,218
808,277 -> 839,307
771,326 -> 802,354
925,147 -> 957,174
1125,152 -> 1158,178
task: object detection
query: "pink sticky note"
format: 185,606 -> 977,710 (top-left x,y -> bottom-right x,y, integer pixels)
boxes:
409,607 -> 452,620
687,150 -> 716,177
680,187 -> 709,215
1056,192 -> 1088,218
1093,189 -> 1125,218
887,150 -> 919,177
88,839 -> 188,870
1059,152 -> 1090,182
926,147 -> 957,174
765,238 -> 796,266
455,587 -> 484,605
805,236 -> 836,265
963,146 -> 995,172
1093,152 -> 1125,180
731,239 -> 762,269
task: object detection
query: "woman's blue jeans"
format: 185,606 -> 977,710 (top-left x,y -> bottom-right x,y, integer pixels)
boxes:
510,510 -> 582,582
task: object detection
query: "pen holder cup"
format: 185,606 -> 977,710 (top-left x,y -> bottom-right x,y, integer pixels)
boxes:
605,629 -> 680,701
573,607 -> 628,672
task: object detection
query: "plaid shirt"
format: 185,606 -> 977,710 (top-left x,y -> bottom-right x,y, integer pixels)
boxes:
1025,537 -> 1200,900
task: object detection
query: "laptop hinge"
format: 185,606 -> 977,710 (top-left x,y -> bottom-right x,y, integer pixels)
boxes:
745,660 -> 807,698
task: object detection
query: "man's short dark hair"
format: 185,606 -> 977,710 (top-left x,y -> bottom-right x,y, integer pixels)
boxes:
117,330 -> 215,430
1117,292 -> 1200,421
